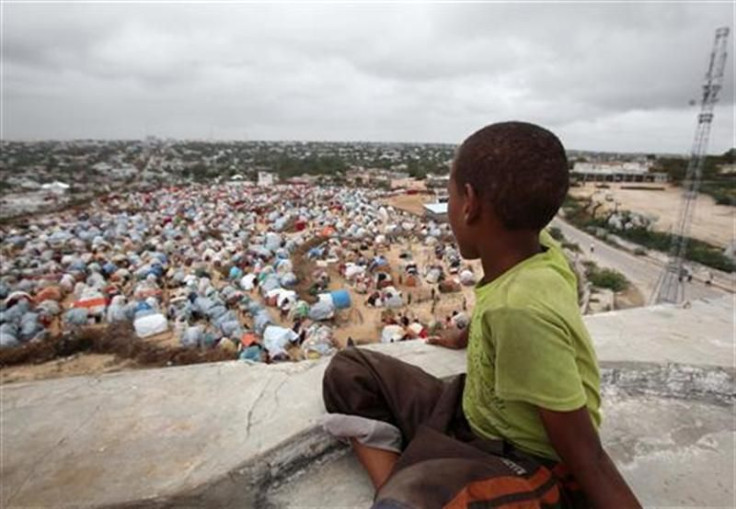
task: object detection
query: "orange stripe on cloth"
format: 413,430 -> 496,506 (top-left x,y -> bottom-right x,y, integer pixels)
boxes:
495,482 -> 561,508
73,298 -> 107,309
443,468 -> 559,509
496,502 -> 542,509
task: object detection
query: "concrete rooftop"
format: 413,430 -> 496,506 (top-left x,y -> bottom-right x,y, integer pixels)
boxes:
1,296 -> 734,508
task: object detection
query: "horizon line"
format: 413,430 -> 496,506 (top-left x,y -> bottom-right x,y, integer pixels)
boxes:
0,137 -> 718,157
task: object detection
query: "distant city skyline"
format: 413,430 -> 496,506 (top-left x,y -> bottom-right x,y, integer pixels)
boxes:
2,2 -> 734,154
0,137 -> 715,159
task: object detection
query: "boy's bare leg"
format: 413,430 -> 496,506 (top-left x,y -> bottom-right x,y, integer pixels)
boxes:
350,439 -> 400,489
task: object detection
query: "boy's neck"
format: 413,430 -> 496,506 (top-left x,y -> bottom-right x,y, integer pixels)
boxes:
478,230 -> 542,286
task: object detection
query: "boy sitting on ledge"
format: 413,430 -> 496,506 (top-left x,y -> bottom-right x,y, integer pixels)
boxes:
322,122 -> 640,508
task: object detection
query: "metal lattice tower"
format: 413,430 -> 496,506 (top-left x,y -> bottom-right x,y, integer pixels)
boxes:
652,27 -> 730,304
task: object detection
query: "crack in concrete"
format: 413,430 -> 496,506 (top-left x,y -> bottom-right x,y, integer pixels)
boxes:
245,379 -> 271,438
271,376 -> 289,410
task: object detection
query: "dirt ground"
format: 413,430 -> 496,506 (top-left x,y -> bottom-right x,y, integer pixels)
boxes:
614,284 -> 646,310
386,192 -> 654,311
329,239 -> 481,348
570,183 -> 734,248
0,354 -> 133,384
383,193 -> 435,216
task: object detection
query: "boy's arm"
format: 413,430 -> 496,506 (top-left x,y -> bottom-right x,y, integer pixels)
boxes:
426,326 -> 468,349
539,406 -> 641,509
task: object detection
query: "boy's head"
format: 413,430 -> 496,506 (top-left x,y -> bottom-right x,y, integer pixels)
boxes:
448,121 -> 569,259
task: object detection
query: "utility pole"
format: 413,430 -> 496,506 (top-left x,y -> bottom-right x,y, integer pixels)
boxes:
652,27 -> 730,304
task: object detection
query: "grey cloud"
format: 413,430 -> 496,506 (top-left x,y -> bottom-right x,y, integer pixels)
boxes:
2,2 -> 734,153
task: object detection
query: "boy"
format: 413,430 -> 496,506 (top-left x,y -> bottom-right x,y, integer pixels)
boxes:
322,122 -> 639,508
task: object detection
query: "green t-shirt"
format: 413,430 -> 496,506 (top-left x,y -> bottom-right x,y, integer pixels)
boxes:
462,230 -> 601,461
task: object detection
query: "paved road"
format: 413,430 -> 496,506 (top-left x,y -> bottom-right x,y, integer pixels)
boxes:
551,218 -> 727,303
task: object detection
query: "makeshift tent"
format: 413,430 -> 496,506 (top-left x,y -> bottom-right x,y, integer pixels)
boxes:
180,326 -> 203,348
381,324 -> 405,343
308,299 -> 335,321
263,325 -> 299,359
328,289 -> 352,310
459,270 -> 476,286
300,325 -> 336,359
134,313 -> 168,338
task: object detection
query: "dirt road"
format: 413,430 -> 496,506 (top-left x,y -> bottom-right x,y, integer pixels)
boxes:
570,183 -> 734,248
552,218 -> 728,303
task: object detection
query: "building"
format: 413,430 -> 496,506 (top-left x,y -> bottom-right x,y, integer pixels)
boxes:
425,174 -> 450,189
228,175 -> 249,186
718,163 -> 736,175
41,181 -> 70,194
390,178 -> 427,192
423,202 -> 448,222
92,162 -> 137,180
572,162 -> 668,184
257,171 -> 276,187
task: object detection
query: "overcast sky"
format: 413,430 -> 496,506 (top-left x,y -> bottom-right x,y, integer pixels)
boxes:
2,1 -> 734,153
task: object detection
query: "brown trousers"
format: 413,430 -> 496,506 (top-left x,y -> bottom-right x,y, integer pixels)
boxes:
323,348 -> 588,509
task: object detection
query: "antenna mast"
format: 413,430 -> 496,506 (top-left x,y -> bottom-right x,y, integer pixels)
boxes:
653,27 -> 730,304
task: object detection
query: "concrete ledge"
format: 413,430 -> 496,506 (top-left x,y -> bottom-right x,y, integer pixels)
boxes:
127,426 -> 347,509
600,361 -> 734,405
586,296 -> 733,367
157,362 -> 736,509
1,298 -> 734,508
265,393 -> 735,508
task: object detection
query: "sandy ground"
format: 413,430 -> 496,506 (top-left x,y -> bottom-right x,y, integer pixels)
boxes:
570,183 -> 734,248
383,193 -> 435,216
329,239 -> 481,348
615,284 -> 645,309
0,354 -> 133,384
384,192 -> 652,311
0,221 -> 478,383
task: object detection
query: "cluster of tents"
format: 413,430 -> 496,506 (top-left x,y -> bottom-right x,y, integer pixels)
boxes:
1,183 -> 465,366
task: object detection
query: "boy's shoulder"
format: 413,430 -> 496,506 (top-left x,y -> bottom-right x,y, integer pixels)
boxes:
483,257 -> 576,312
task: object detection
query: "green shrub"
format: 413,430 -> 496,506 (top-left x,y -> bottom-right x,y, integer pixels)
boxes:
563,193 -> 734,273
548,226 -> 564,241
686,241 -> 736,272
585,264 -> 630,292
562,241 -> 581,253
606,237 -> 620,248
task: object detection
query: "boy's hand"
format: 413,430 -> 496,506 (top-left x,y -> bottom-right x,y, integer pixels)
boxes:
425,327 -> 468,349
539,407 -> 641,509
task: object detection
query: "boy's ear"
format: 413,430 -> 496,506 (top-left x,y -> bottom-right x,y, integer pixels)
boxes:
463,183 -> 481,225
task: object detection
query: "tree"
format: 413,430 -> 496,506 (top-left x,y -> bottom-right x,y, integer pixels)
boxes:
585,265 -> 630,292
548,226 -> 564,241
722,148 -> 736,164
407,160 -> 426,180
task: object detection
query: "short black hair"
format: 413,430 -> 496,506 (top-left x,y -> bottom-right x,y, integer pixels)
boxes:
453,121 -> 569,231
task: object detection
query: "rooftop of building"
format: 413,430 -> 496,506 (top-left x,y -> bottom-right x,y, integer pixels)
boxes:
1,296 -> 733,508
423,202 -> 448,215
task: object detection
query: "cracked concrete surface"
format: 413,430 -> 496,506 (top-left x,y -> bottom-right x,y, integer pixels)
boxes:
266,394 -> 734,508
1,297 -> 733,507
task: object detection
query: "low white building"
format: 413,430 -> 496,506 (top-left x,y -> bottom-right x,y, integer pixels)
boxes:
257,171 -> 276,187
423,202 -> 448,222
93,162 -> 137,180
718,163 -> 736,175
572,162 -> 667,183
41,181 -> 70,195
425,174 -> 450,189
228,174 -> 252,186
